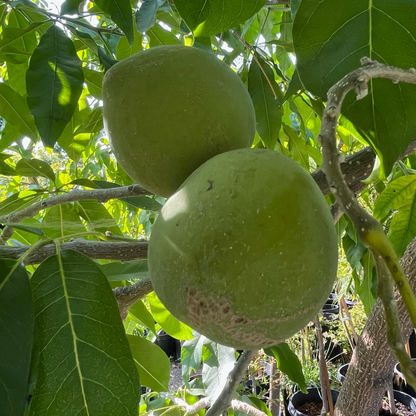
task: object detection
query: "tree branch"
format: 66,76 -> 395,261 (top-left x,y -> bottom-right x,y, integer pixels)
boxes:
0,239 -> 149,265
205,350 -> 257,416
0,184 -> 150,243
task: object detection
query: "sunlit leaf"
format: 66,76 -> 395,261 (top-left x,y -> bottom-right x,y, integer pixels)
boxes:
374,175 -> 416,256
0,191 -> 39,216
29,250 -> 141,414
26,25 -> 84,148
293,0 -> 416,175
147,292 -> 194,340
128,297 -> 156,335
175,0 -> 265,37
41,203 -> 86,238
15,158 -> 55,183
147,23 -> 181,47
265,343 -> 307,392
0,83 -> 37,141
127,335 -> 170,391
0,259 -> 33,416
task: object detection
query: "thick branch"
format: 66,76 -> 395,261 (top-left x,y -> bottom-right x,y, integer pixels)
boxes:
206,350 -> 257,416
0,239 -> 148,265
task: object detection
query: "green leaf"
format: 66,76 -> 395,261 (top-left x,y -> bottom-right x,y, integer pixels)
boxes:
175,0 -> 266,37
9,218 -> 42,245
41,203 -> 86,238
15,158 -> 55,183
357,252 -> 377,315
0,260 -> 33,416
5,222 -> 44,236
0,122 -> 24,152
0,190 -> 39,216
136,0 -> 158,32
26,25 -> 84,148
94,0 -> 134,46
147,23 -> 181,47
0,158 -> 16,175
264,342 -> 307,393
127,335 -> 170,392
202,341 -> 236,400
29,250 -> 141,415
0,20 -> 47,50
74,107 -> 103,135
61,0 -> 83,15
181,332 -> 206,383
116,31 -> 143,60
283,123 -> 309,170
248,53 -> 282,149
128,298 -> 156,335
100,259 -> 148,281
374,175 -> 416,256
147,292 -> 194,340
293,0 -> 416,175
76,199 -> 124,236
0,83 -> 37,140
342,234 -> 367,272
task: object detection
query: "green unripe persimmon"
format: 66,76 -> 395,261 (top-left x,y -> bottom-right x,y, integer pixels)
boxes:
149,149 -> 338,350
102,45 -> 256,197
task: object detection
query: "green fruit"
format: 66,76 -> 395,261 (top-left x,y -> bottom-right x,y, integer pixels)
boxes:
102,45 -> 256,197
149,149 -> 338,350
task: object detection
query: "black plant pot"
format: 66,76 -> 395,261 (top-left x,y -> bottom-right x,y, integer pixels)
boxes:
393,358 -> 416,398
382,390 -> 416,414
154,331 -> 181,361
288,387 -> 339,416
337,363 -> 349,384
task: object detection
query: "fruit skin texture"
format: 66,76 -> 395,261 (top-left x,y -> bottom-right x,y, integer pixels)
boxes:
102,45 -> 256,197
149,148 -> 338,350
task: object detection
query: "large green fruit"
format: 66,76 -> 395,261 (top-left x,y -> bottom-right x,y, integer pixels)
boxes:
102,45 -> 255,197
149,149 -> 338,350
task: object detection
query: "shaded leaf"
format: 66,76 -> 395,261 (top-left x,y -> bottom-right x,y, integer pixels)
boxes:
0,259 -> 33,416
181,332 -> 206,385
61,0 -> 83,15
0,159 -> 16,175
26,25 -> 84,147
136,0 -> 158,32
175,0 -> 265,37
15,158 -> 55,183
29,250 -> 141,415
9,218 -> 42,245
0,191 -> 39,216
76,199 -> 124,236
5,222 -> 44,236
265,343 -> 307,393
127,335 -> 170,391
74,107 -> 103,135
100,259 -> 148,281
147,292 -> 194,340
202,341 -> 236,400
98,47 -> 120,71
293,0 -> 416,175
94,0 -> 134,46
0,20 -> 47,50
283,123 -> 309,170
0,83 -> 37,140
248,53 -> 282,149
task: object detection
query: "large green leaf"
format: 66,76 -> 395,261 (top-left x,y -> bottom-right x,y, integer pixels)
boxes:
100,259 -> 148,281
29,250 -> 141,415
26,25 -> 84,148
293,0 -> 416,175
0,260 -> 33,416
83,68 -> 103,100
0,190 -> 39,216
374,175 -> 416,256
0,83 -> 37,141
76,199 -> 124,236
94,0 -> 134,46
128,298 -> 156,335
147,23 -> 181,47
248,52 -> 283,149
41,203 -> 86,238
265,343 -> 307,393
147,292 -> 194,340
175,0 -> 266,37
15,158 -> 55,183
127,335 -> 170,392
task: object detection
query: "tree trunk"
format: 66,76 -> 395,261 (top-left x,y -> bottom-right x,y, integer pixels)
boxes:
334,238 -> 416,415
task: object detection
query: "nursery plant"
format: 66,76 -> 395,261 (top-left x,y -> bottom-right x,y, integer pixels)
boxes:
1,1 -> 416,416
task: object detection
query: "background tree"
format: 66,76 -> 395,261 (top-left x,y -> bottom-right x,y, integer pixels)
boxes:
1,0 -> 416,415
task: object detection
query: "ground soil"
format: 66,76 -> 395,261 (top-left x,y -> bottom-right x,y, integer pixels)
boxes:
379,399 -> 416,416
